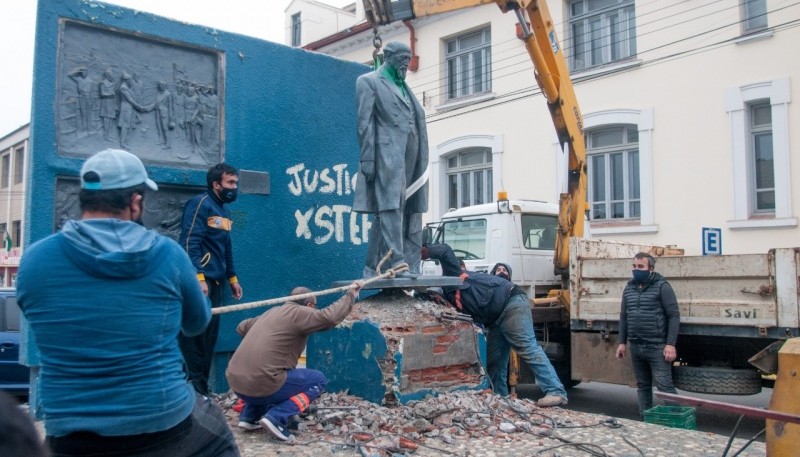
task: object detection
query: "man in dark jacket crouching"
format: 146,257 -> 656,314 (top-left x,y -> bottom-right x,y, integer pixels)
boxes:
423,243 -> 567,407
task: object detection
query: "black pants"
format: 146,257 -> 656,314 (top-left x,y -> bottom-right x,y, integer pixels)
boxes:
180,279 -> 222,395
46,393 -> 239,457
630,342 -> 677,418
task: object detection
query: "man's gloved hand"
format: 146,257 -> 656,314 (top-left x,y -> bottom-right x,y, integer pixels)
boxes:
421,244 -> 430,260
361,161 -> 375,183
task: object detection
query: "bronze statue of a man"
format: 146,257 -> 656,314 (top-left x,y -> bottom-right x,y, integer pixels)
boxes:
353,41 -> 429,278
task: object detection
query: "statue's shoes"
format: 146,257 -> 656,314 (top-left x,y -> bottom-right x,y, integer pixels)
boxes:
394,271 -> 418,279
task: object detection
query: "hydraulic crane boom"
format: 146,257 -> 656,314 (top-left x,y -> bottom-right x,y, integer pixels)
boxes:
363,0 -> 587,297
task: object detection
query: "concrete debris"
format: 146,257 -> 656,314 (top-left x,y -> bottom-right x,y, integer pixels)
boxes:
219,389 -> 574,453
216,389 -> 766,456
498,422 -> 516,433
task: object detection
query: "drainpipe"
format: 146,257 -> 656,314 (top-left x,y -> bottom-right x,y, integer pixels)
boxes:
403,20 -> 419,72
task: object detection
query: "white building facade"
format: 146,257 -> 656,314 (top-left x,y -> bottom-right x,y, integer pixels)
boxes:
0,124 -> 29,286
293,0 -> 799,255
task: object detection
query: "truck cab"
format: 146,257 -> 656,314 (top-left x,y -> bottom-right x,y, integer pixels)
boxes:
423,198 -> 562,297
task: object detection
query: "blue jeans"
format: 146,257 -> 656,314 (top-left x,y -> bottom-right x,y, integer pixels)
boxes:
47,393 -> 239,457
630,342 -> 677,417
236,368 -> 326,426
487,294 -> 567,398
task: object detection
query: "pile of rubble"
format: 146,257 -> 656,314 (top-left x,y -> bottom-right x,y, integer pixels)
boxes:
216,389 -> 605,455
216,390 -> 767,456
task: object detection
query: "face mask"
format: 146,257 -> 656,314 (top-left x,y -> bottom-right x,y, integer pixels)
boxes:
496,272 -> 510,281
219,187 -> 238,203
632,269 -> 651,283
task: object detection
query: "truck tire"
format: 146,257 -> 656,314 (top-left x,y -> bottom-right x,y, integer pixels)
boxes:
672,366 -> 761,395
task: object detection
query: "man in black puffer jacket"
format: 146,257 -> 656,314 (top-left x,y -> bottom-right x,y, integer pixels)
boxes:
423,243 -> 567,407
615,252 -> 680,418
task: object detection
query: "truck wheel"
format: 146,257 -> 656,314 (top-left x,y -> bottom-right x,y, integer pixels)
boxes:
672,366 -> 761,395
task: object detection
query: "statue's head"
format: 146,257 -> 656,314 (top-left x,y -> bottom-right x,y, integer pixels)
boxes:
383,41 -> 412,81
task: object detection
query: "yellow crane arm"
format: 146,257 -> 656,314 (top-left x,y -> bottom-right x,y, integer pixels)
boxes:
363,0 -> 587,293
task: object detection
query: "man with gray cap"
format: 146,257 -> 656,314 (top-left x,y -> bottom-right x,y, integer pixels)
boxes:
353,41 -> 428,278
17,149 -> 239,456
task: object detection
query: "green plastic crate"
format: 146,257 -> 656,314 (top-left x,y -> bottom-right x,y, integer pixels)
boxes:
643,405 -> 697,430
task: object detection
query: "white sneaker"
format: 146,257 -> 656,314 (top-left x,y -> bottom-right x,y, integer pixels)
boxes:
237,420 -> 261,431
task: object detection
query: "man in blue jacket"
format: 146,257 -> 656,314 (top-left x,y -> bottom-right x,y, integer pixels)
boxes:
423,243 -> 568,407
18,149 -> 238,456
180,163 -> 244,395
615,252 -> 680,418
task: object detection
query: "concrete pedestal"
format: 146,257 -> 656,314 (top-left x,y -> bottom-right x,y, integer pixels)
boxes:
308,290 -> 489,404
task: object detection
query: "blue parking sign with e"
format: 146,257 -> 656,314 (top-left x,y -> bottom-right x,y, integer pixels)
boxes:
702,227 -> 722,255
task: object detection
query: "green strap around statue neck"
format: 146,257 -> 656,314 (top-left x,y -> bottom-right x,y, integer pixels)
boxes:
381,64 -> 407,97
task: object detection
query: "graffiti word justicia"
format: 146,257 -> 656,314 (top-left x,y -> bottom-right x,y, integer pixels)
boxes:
286,163 -> 358,197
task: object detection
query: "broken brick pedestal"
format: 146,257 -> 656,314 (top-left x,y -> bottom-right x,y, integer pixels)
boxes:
308,289 -> 489,404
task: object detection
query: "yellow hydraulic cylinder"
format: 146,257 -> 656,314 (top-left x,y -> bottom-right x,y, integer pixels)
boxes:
767,337 -> 800,456
508,349 -> 520,395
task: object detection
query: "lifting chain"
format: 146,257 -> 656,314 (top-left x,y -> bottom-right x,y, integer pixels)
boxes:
372,25 -> 383,69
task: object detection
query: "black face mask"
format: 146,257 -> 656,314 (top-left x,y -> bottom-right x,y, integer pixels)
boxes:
496,272 -> 510,281
219,187 -> 238,204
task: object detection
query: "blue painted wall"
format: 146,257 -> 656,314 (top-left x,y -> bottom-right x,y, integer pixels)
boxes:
308,321 -> 388,404
26,0 -> 371,392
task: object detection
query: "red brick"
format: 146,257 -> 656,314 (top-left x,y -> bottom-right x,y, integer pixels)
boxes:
432,345 -> 449,354
436,334 -> 459,344
399,437 -> 419,450
422,325 -> 446,334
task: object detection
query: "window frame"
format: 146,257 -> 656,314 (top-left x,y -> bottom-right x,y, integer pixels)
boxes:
0,153 -> 8,189
586,126 -> 640,221
521,214 -> 559,251
291,12 -> 302,47
726,78 -> 794,229
748,101 -> 774,213
444,27 -> 492,101
434,135 -> 503,219
445,148 -> 493,210
12,220 -> 21,248
568,0 -> 637,72
741,0 -> 768,34
563,109 -> 656,235
13,145 -> 24,185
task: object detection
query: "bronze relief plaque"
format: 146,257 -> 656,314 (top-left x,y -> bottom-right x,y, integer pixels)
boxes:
57,20 -> 224,168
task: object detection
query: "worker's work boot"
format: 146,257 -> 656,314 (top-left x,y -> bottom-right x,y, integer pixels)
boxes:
537,395 -> 567,407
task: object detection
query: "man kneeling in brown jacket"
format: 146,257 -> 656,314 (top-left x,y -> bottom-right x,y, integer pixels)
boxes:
225,280 -> 364,441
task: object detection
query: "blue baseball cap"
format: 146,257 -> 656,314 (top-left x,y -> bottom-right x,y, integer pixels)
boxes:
80,149 -> 158,191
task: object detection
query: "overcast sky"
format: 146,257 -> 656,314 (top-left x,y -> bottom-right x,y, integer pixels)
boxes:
0,0 -> 353,136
